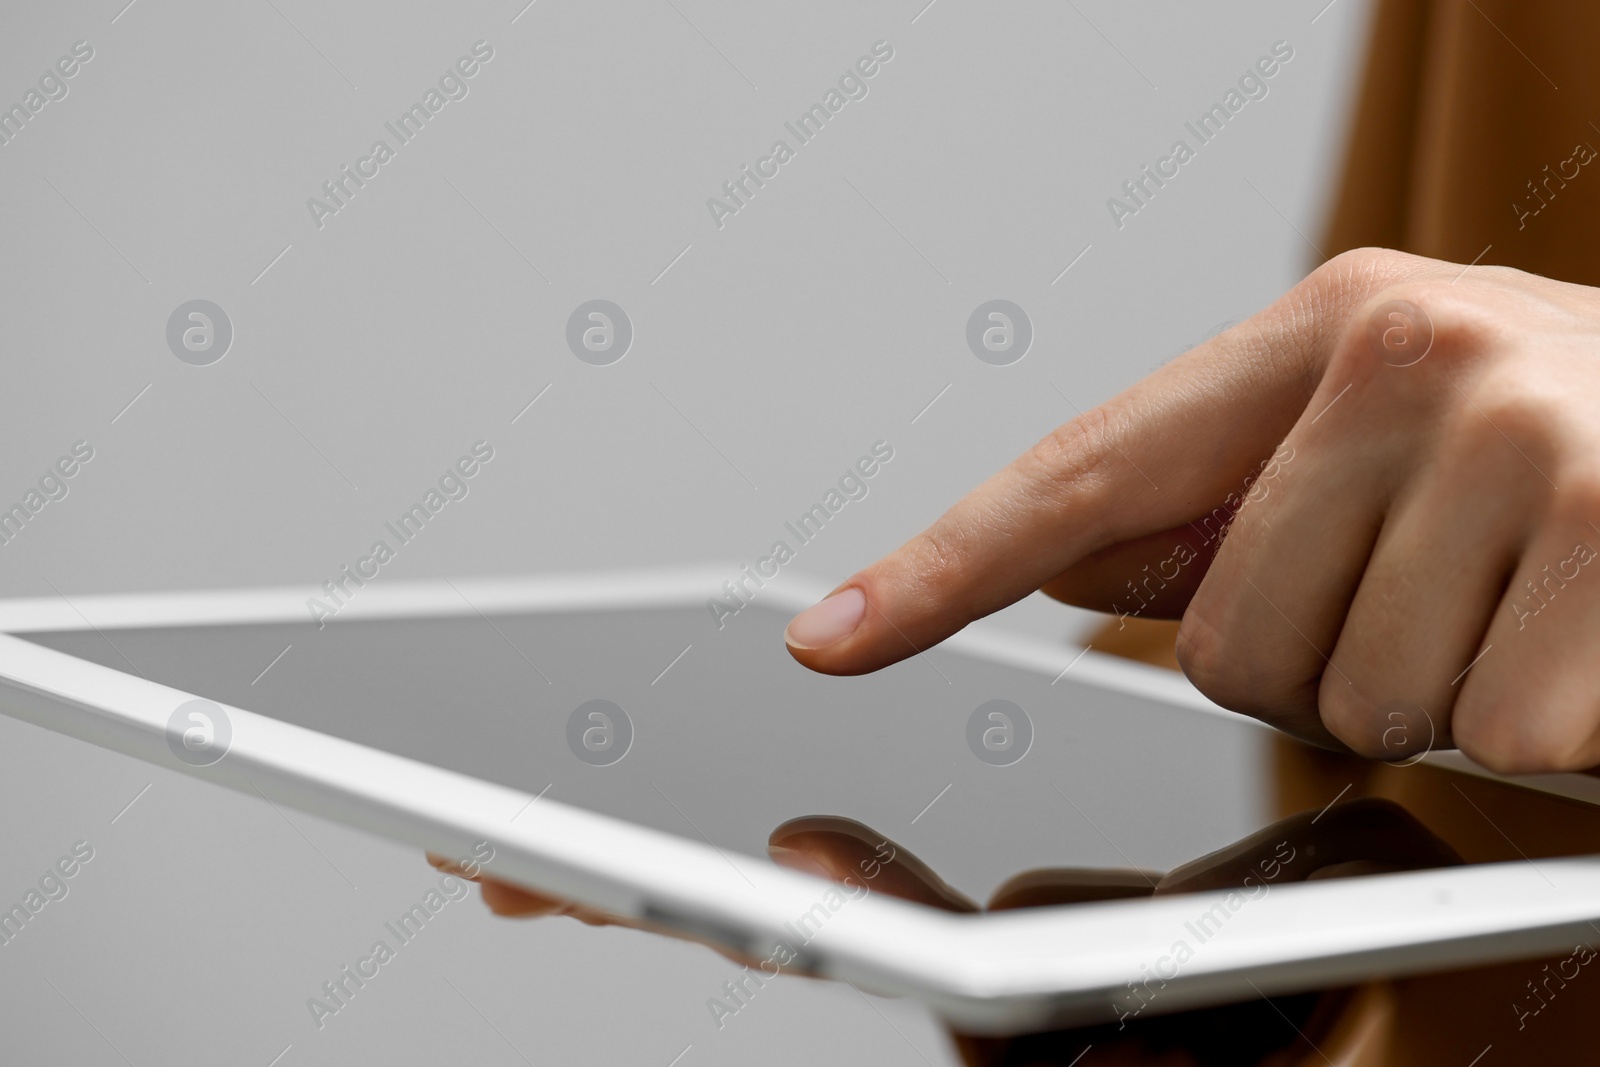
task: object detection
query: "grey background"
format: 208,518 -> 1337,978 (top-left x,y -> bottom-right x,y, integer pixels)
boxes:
0,0 -> 1372,1063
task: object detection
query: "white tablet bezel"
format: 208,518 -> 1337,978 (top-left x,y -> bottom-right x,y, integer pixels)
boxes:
1,567 -> 1597,1035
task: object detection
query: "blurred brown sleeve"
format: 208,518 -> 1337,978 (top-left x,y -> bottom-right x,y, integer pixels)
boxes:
1324,0 -> 1600,285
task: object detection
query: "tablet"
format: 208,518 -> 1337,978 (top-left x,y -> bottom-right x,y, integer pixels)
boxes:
1,568 -> 1597,1036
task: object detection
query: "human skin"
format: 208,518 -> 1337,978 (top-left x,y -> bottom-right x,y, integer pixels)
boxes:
784,249 -> 1600,775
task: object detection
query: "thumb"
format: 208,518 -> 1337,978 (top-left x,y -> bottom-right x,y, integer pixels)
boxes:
783,254 -> 1409,676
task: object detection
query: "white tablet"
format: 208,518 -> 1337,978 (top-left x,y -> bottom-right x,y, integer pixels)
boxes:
0,569 -> 1597,1036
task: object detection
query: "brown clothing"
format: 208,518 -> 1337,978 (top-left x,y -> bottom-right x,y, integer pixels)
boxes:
1324,0 -> 1600,282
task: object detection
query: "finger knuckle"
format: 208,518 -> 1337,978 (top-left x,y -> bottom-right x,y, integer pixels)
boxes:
903,526 -> 969,594
1330,281 -> 1498,381
1453,700 -> 1596,775
1316,681 -> 1395,759
1021,407 -> 1119,511
1174,603 -> 1252,709
1318,684 -> 1382,758
1470,378 -> 1551,432
1548,475 -> 1600,531
1304,247 -> 1416,302
1030,406 -> 1113,478
1448,375 -> 1563,469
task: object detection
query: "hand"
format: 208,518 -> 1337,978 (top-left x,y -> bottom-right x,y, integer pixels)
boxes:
781,249 -> 1600,774
432,799 -> 1457,1066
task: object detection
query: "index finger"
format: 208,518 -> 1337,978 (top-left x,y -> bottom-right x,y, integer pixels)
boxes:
783,251 -> 1419,676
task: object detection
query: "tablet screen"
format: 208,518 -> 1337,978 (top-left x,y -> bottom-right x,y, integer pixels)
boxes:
17,602 -> 1265,902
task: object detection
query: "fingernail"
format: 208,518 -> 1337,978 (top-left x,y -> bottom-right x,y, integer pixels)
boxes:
784,587 -> 866,650
767,844 -> 834,880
